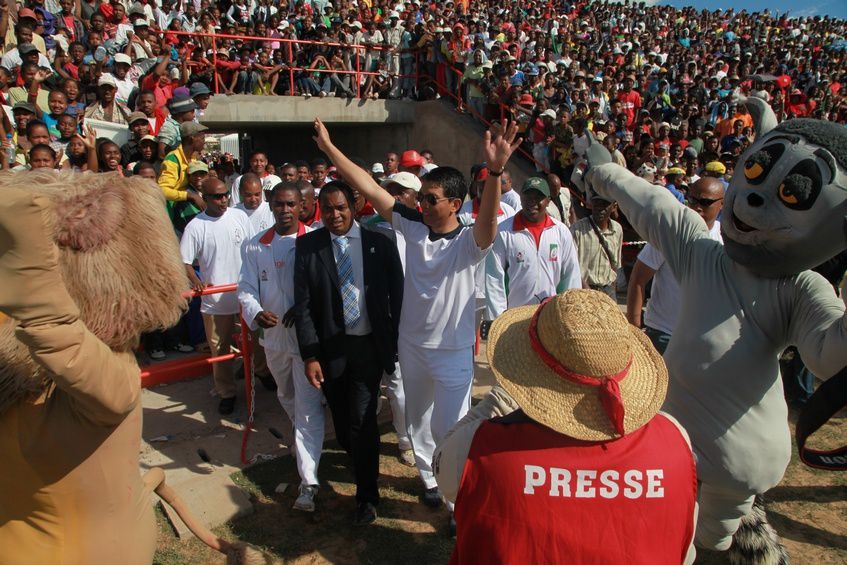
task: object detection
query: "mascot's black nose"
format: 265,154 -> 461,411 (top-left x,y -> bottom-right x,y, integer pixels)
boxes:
747,193 -> 765,207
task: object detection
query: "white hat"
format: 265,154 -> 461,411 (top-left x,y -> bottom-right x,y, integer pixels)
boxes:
98,74 -> 117,87
278,20 -> 290,30
540,109 -> 557,120
114,53 -> 132,65
371,162 -> 384,173
381,171 -> 422,192
351,21 -> 362,29
389,10 -> 400,19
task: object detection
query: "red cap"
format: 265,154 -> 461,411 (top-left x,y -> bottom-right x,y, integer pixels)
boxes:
519,93 -> 534,106
400,149 -> 424,168
475,166 -> 489,181
18,8 -> 38,20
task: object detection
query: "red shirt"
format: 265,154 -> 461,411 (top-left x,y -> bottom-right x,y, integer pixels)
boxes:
452,413 -> 696,565
617,90 -> 642,130
512,212 -> 554,249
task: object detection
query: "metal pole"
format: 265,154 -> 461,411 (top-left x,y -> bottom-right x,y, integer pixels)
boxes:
356,48 -> 361,99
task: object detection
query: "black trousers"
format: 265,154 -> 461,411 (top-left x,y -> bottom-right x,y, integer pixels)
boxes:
321,334 -> 383,505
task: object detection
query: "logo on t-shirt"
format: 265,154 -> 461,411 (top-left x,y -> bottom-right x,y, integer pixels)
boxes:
515,251 -> 525,263
260,269 -> 268,282
234,229 -> 243,245
549,243 -> 559,263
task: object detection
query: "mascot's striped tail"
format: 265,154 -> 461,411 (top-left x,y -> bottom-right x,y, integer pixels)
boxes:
143,468 -> 278,565
728,495 -> 790,565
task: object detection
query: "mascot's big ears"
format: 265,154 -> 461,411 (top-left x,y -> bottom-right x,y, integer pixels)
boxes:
742,95 -> 779,140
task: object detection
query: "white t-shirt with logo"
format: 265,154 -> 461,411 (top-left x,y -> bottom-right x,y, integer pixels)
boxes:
392,203 -> 491,349
180,207 -> 254,315
236,201 -> 275,233
638,220 -> 722,335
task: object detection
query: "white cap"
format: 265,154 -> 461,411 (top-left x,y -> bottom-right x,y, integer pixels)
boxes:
540,109 -> 557,120
389,10 -> 400,18
278,20 -> 290,30
98,74 -> 117,87
352,21 -> 362,29
381,171 -> 422,192
114,53 -> 132,65
371,162 -> 384,173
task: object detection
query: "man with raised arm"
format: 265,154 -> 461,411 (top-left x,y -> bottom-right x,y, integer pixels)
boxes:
312,117 -> 522,535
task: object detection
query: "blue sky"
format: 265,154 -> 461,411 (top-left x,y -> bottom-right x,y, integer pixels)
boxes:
660,0 -> 847,20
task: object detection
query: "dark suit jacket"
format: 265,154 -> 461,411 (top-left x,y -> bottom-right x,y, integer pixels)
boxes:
293,224 -> 404,380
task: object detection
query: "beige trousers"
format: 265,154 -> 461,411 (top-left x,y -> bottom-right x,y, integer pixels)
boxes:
202,313 -> 238,398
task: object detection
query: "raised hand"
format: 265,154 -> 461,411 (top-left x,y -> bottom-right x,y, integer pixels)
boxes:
79,124 -> 97,150
483,119 -> 522,172
312,117 -> 332,153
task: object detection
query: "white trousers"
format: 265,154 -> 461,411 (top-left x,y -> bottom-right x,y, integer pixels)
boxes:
399,339 -> 473,490
266,348 -> 325,486
382,365 -> 411,451
696,483 -> 756,551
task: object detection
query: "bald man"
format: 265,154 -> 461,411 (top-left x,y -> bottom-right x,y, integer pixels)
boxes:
180,177 -> 255,414
626,177 -> 725,353
297,179 -> 321,227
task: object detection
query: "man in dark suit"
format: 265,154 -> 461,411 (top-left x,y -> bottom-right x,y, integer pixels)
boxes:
293,181 -> 404,526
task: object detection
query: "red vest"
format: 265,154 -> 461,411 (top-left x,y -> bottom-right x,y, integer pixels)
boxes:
451,413 -> 696,565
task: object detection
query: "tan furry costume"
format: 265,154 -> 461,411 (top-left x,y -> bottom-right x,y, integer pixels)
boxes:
0,171 -> 189,564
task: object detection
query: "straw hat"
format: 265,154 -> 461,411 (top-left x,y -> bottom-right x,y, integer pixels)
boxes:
487,290 -> 667,441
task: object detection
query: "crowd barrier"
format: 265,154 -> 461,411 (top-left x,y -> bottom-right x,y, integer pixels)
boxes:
140,283 -> 258,465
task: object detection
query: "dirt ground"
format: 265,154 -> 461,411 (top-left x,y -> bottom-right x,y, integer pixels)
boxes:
153,408 -> 846,565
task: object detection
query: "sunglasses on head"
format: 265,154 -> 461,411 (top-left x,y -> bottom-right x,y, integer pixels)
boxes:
204,192 -> 230,200
688,195 -> 722,208
416,193 -> 450,206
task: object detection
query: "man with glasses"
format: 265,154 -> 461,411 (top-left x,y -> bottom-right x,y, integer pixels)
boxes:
626,177 -> 725,354
312,117 -> 521,536
180,177 -> 254,414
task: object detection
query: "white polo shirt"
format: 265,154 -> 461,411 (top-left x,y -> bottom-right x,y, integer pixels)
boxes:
236,201 -> 275,233
392,203 -> 491,349
180,207 -> 254,315
639,220 -> 723,335
485,213 -> 582,319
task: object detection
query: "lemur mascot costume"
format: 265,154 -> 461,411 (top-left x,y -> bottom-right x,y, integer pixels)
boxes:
581,99 -> 847,563
0,172 -> 271,565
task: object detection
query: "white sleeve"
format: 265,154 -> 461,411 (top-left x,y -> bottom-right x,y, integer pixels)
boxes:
237,241 -> 263,330
460,224 -> 492,265
558,228 -> 582,292
179,223 -> 199,265
637,243 -> 665,271
485,232 -> 508,320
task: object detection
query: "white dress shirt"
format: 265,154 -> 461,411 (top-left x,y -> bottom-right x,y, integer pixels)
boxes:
330,221 -> 372,336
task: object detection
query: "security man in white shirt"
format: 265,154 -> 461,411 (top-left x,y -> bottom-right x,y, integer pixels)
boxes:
485,177 -> 582,319
238,182 -> 326,513
312,117 -> 523,535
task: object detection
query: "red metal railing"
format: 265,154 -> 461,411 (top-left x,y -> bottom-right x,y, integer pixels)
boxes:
140,283 -> 257,465
165,30 -> 418,98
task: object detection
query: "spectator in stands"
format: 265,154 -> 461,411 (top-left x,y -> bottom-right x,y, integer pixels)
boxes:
157,95 -> 196,158
158,121 -> 208,209
121,111 -> 152,166
571,196 -> 622,300
84,74 -> 131,124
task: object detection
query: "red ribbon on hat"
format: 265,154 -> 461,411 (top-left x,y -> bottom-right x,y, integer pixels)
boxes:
528,298 -> 631,436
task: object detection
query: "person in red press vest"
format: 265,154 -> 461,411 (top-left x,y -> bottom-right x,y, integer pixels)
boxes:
433,289 -> 698,564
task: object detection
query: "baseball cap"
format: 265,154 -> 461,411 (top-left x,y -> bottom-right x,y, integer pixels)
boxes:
381,171 -> 422,192
187,161 -> 209,174
400,149 -> 425,168
98,74 -> 118,88
12,101 -> 36,114
666,167 -> 685,176
17,8 -> 37,20
128,111 -> 148,125
18,43 -> 37,55
179,121 -> 208,138
114,53 -> 132,65
371,162 -> 384,174
139,134 -> 157,144
705,161 -> 727,174
540,109 -> 557,120
521,177 -> 551,197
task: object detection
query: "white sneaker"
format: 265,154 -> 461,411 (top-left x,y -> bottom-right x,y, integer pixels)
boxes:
398,448 -> 416,468
293,484 -> 318,512
150,349 -> 166,360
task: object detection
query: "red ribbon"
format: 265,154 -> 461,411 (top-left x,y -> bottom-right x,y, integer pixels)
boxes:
528,298 -> 631,436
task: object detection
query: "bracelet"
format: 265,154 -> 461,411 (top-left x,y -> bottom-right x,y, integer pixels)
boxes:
488,167 -> 504,177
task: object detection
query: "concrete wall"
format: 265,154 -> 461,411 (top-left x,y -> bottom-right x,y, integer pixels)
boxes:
202,96 -> 536,186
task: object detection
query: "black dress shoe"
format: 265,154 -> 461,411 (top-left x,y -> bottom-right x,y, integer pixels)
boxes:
353,502 -> 377,526
448,512 -> 457,538
420,487 -> 443,508
218,396 -> 236,415
256,372 -> 277,391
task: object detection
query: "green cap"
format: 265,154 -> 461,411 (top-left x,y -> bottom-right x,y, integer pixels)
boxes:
521,177 -> 550,197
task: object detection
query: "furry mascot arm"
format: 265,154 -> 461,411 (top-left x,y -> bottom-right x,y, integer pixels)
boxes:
586,162 -> 710,277
0,188 -> 139,426
789,273 -> 847,380
433,385 -> 520,503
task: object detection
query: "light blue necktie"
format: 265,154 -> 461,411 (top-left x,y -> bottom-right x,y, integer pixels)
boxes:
333,236 -> 360,328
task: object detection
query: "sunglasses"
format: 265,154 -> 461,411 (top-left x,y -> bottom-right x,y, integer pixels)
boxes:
687,195 -> 722,208
204,192 -> 230,200
417,193 -> 451,206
